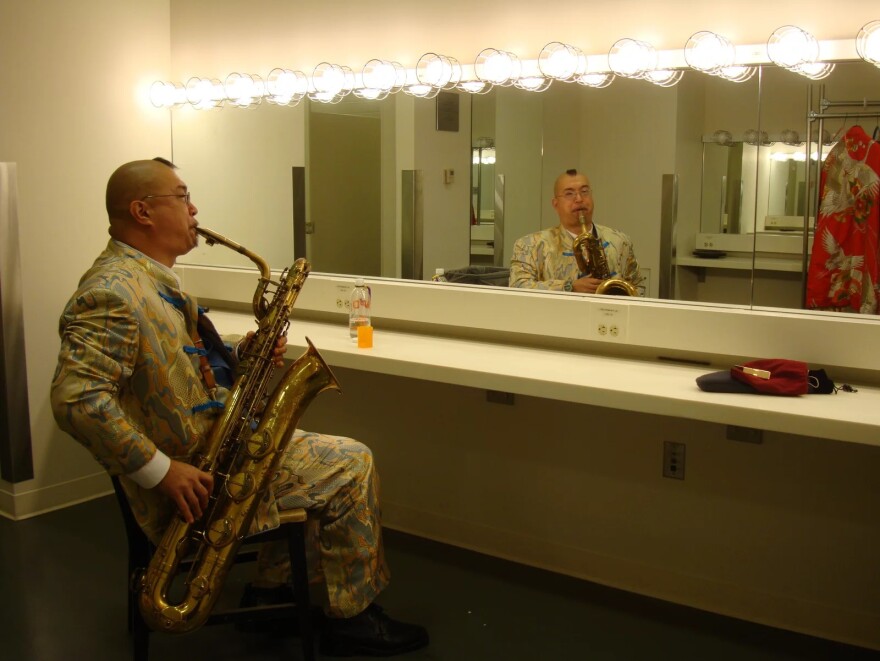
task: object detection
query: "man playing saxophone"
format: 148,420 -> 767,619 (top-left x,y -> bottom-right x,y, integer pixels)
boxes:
50,158 -> 428,657
509,168 -> 643,294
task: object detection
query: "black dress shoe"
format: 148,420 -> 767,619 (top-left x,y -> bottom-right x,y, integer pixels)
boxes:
321,603 -> 429,657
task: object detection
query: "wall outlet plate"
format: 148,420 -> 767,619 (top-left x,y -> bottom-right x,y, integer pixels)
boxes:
335,284 -> 352,311
663,441 -> 686,480
591,302 -> 629,342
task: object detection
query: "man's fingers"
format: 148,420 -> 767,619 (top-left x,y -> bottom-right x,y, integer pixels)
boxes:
174,494 -> 195,524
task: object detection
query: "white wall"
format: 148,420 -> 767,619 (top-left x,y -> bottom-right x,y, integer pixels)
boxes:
167,0 -> 870,78
172,102 -> 303,270
0,0 -> 171,517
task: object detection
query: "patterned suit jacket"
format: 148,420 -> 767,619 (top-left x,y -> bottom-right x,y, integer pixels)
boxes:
51,240 -> 228,540
509,223 -> 643,291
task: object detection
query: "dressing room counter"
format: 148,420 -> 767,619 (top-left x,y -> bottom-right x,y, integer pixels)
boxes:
208,311 -> 880,448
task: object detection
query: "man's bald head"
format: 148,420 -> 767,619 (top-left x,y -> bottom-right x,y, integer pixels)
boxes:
553,168 -> 586,197
105,159 -> 176,222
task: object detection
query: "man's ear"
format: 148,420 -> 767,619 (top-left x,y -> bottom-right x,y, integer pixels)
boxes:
129,200 -> 152,226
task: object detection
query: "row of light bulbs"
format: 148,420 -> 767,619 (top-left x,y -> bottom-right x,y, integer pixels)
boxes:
150,21 -> 880,110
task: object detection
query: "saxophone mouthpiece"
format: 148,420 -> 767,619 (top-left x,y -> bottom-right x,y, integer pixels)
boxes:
578,211 -> 586,228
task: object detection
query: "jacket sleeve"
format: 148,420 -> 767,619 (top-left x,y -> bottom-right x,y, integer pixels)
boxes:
509,235 -> 566,291
50,286 -> 159,475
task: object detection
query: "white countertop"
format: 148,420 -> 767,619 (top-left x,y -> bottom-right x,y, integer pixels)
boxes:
209,311 -> 880,448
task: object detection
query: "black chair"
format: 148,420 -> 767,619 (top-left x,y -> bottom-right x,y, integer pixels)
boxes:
111,476 -> 316,661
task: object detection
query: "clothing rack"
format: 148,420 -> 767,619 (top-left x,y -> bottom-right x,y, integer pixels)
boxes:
800,86 -> 880,304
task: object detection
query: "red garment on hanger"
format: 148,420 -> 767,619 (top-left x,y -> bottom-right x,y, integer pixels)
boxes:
806,125 -> 880,314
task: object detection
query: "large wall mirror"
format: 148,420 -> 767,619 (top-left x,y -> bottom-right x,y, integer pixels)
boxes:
171,59 -> 880,318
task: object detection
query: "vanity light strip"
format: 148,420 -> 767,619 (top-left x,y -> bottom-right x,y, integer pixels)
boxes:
148,34 -> 861,110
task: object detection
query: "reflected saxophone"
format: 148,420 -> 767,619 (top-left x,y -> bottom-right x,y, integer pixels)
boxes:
572,211 -> 638,296
138,226 -> 341,633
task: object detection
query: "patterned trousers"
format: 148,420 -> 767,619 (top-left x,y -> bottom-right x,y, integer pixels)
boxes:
248,429 -> 390,618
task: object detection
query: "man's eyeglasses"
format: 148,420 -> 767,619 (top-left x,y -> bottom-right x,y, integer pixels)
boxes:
556,187 -> 592,201
141,192 -> 192,205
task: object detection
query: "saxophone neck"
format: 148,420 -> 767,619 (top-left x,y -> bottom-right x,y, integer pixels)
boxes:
195,226 -> 271,282
195,226 -> 273,319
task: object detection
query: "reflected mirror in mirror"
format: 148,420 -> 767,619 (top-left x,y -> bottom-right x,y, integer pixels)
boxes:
171,63 -> 780,309
748,60 -> 880,311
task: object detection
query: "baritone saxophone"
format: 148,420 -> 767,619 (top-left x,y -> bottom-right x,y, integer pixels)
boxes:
137,225 -> 341,633
572,211 -> 638,296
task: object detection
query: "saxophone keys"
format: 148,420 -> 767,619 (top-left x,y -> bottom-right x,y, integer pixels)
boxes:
224,471 -> 256,502
204,517 -> 235,548
245,429 -> 273,459
188,576 -> 212,598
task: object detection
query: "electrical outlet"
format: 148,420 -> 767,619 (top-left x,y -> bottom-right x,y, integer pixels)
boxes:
335,284 -> 352,311
663,441 -> 685,480
591,303 -> 629,342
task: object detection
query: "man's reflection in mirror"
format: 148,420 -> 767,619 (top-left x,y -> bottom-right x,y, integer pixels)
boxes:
508,169 -> 643,294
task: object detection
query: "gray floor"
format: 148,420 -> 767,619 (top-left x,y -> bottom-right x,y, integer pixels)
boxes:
1,496 -> 878,661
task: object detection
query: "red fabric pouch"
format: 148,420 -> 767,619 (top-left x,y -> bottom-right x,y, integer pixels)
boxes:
729,359 -> 809,396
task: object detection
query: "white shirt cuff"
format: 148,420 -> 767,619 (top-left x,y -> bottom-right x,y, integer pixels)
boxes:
127,449 -> 171,489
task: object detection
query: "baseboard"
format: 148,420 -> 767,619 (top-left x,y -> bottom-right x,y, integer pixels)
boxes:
0,471 -> 112,520
383,500 -> 880,652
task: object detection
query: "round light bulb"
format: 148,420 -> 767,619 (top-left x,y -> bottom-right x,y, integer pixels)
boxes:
538,42 -> 585,80
416,53 -> 460,88
767,26 -> 818,69
608,38 -> 657,78
684,31 -> 735,73
475,48 -> 520,85
857,20 -> 880,65
362,59 -> 404,92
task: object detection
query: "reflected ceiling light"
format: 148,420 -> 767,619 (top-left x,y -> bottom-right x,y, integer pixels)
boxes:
857,20 -> 880,65
456,80 -> 494,94
767,25 -> 819,69
474,147 -> 496,165
712,129 -> 733,146
362,59 -> 406,92
792,61 -> 835,79
185,77 -> 225,110
645,68 -> 683,87
403,83 -> 441,98
684,31 -> 735,74
608,38 -> 657,78
474,48 -> 521,86
575,72 -> 615,88
308,90 -> 347,104
513,76 -> 552,92
717,64 -> 757,82
352,87 -> 390,100
744,129 -> 771,146
224,73 -> 265,108
781,129 -> 802,145
538,42 -> 586,80
311,62 -> 354,97
416,53 -> 461,88
266,68 -> 308,106
149,81 -> 186,108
